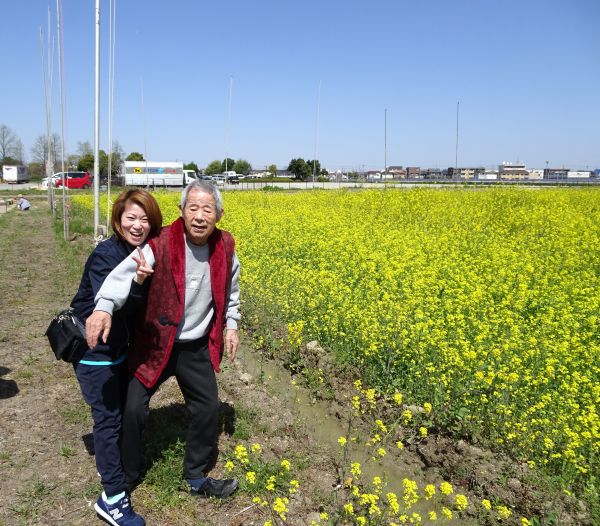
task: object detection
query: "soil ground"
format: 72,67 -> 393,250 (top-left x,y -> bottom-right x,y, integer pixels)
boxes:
0,203 -> 591,526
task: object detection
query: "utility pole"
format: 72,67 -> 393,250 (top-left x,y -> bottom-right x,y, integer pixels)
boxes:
455,101 -> 460,176
384,108 -> 387,174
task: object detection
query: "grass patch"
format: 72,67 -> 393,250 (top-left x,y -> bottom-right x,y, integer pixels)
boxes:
61,401 -> 91,426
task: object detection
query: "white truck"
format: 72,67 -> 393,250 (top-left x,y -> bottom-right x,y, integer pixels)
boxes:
2,165 -> 29,184
123,161 -> 197,187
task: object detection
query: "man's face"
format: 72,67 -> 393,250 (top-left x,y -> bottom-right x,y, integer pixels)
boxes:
180,189 -> 221,245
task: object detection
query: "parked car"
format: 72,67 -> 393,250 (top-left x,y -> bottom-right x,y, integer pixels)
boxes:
212,175 -> 226,187
54,171 -> 91,189
41,174 -> 61,189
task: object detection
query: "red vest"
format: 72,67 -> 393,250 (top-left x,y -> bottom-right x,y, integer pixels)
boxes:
129,217 -> 235,388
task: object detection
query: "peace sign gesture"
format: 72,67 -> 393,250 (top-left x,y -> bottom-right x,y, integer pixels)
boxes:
132,247 -> 154,284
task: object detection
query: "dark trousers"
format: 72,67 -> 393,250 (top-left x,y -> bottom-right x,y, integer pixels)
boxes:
121,337 -> 219,484
74,361 -> 128,496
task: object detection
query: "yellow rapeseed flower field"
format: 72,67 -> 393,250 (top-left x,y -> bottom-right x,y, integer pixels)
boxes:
72,187 -> 600,490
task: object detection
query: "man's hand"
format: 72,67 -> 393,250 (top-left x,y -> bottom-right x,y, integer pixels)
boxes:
225,329 -> 239,362
86,310 -> 113,349
131,247 -> 154,284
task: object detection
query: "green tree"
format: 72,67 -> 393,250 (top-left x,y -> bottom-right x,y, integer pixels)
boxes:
288,158 -> 311,180
205,160 -> 222,175
126,151 -> 144,161
184,162 -> 199,173
306,159 -> 327,178
221,158 -> 235,173
77,154 -> 95,172
268,164 -> 277,176
232,159 -> 252,175
28,162 -> 43,179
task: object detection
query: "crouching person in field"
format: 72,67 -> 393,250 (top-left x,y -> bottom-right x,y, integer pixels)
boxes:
86,180 -> 241,502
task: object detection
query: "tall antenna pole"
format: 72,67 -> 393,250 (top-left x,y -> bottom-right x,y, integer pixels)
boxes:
56,0 -> 68,240
93,0 -> 101,238
226,75 -> 233,174
455,101 -> 459,174
313,80 -> 321,183
39,18 -> 55,215
384,108 -> 387,174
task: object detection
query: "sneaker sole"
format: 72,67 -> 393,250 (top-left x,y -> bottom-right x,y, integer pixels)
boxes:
94,502 -> 120,526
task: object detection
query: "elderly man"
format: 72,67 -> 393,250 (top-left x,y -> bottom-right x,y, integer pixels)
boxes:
86,180 -> 240,501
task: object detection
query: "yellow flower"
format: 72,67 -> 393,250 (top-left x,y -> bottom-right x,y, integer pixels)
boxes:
375,419 -> 388,432
439,481 -> 453,495
377,447 -> 386,457
423,402 -> 432,415
224,460 -> 235,471
419,427 -> 428,438
424,484 -> 436,500
428,510 -> 437,521
245,471 -> 256,484
481,499 -> 492,510
350,462 -> 362,477
441,507 -> 453,519
289,479 -> 300,494
393,392 -> 403,405
265,475 -> 276,491
343,503 -> 354,515
251,443 -> 262,454
273,497 -> 288,519
320,512 -> 328,520
356,517 -> 367,526
396,440 -> 404,450
280,459 -> 291,471
338,436 -> 347,447
496,505 -> 512,519
455,494 -> 468,511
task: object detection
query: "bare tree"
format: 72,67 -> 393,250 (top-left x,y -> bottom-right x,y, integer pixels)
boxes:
30,133 -> 61,172
0,124 -> 21,161
77,140 -> 93,157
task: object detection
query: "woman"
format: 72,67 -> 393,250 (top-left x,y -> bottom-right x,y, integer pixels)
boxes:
71,189 -> 162,526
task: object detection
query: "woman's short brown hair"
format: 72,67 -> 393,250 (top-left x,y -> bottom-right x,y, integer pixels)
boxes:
111,189 -> 163,242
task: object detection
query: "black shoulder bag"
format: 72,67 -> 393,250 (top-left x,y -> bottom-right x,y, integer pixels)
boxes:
45,308 -> 87,363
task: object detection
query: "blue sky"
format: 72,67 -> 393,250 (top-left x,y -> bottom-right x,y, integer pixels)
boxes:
2,0 -> 599,171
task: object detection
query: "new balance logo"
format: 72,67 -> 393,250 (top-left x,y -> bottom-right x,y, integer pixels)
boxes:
110,508 -> 124,520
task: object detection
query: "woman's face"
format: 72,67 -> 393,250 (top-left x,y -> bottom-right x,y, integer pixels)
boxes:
120,201 -> 150,246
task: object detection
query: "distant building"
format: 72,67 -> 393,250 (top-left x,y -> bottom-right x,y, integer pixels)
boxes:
447,167 -> 485,179
387,166 -> 406,179
478,170 -> 498,180
544,168 -> 569,179
421,168 -> 443,179
498,163 -> 529,180
567,170 -> 591,178
406,167 -> 421,179
528,169 -> 544,180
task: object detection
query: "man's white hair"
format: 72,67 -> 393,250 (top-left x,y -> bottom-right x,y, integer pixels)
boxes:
180,180 -> 223,219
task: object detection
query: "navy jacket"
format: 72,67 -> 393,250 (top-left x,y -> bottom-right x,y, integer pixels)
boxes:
71,235 -> 144,362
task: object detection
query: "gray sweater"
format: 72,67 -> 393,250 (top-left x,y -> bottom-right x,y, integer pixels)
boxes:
95,236 -> 241,341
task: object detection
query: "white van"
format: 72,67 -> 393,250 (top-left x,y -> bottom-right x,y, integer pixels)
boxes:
3,165 -> 29,183
183,170 -> 198,184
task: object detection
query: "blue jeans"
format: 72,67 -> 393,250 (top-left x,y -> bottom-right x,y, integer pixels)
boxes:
74,360 -> 128,496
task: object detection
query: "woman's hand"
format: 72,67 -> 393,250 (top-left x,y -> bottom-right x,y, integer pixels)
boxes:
131,247 -> 154,284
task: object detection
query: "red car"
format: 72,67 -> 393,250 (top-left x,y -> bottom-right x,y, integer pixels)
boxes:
54,171 -> 92,189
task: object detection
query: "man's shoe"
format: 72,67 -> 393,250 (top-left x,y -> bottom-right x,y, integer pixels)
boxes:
190,477 -> 239,499
94,493 -> 145,526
